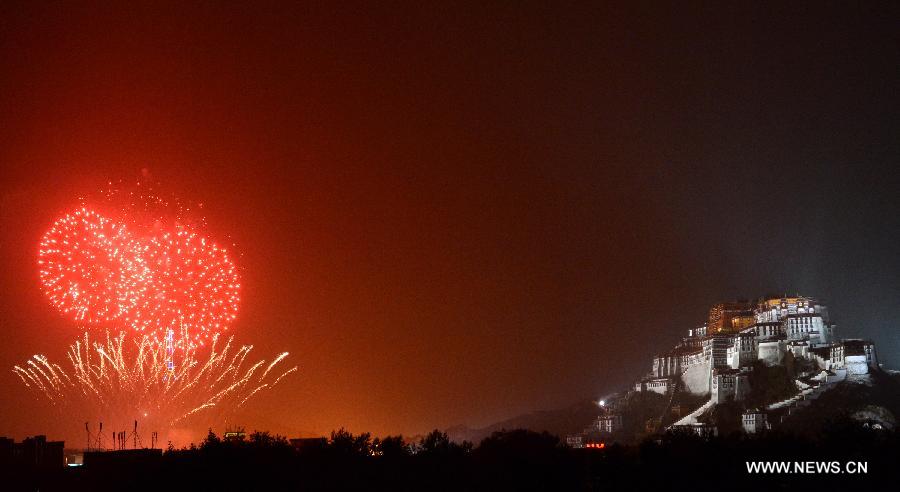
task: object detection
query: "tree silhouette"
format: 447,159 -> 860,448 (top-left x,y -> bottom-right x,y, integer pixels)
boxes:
372,435 -> 409,458
249,430 -> 289,448
329,428 -> 372,457
200,428 -> 221,450
418,429 -> 472,457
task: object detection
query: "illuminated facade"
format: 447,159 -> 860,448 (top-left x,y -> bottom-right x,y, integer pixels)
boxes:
594,414 -> 622,434
633,294 -> 880,434
566,411 -> 622,447
634,377 -> 670,395
726,333 -> 756,369
740,296 -> 835,345
754,296 -> 828,323
742,409 -> 768,434
829,339 -> 878,371
710,368 -> 750,403
707,301 -> 753,333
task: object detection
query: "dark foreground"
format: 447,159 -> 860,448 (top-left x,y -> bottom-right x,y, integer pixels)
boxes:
5,423 -> 900,491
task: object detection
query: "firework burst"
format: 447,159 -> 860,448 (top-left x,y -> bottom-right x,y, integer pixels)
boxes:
13,331 -> 297,429
23,176 -> 294,437
37,208 -> 149,325
37,206 -> 241,346
131,228 -> 240,342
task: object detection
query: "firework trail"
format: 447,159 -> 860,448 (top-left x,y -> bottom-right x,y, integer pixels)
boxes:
13,331 -> 297,428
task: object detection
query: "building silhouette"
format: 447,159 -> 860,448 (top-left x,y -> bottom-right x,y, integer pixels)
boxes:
0,435 -> 64,469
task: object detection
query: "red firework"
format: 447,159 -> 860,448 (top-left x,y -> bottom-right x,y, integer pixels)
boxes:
37,208 -> 148,325
37,207 -> 240,345
129,228 -> 240,342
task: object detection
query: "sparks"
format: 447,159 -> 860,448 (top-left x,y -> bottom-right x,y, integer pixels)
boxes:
38,207 -> 241,346
13,331 -> 297,428
38,208 -> 148,325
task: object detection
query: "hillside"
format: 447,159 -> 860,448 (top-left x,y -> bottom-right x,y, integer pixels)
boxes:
445,399 -> 606,444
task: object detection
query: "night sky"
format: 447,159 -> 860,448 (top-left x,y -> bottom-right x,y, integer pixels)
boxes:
1,2 -> 898,443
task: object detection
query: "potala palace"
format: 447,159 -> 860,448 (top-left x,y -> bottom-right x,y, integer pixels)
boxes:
567,295 -> 882,447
